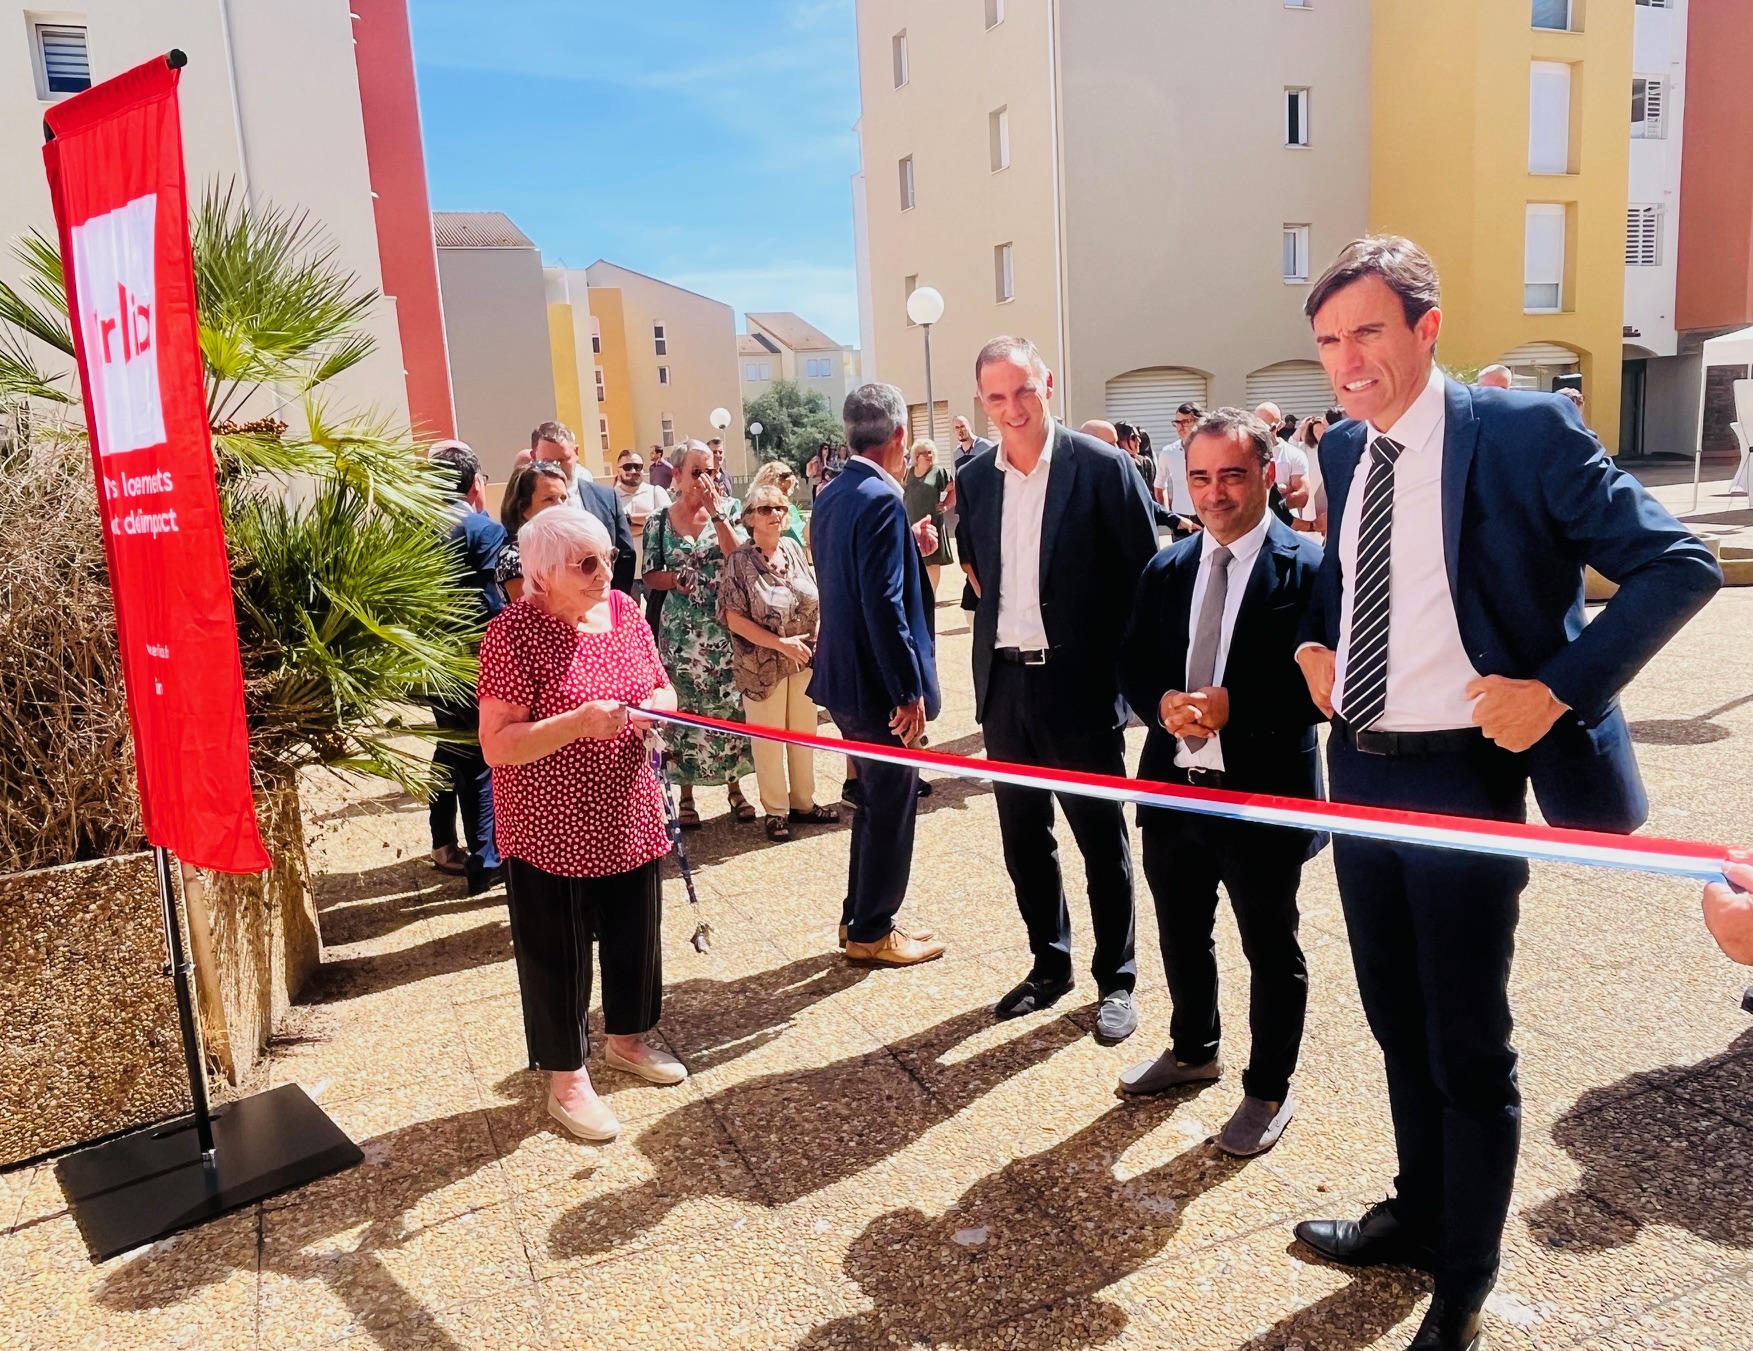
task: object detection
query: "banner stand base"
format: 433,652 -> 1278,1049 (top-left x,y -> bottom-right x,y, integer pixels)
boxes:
56,1083 -> 362,1262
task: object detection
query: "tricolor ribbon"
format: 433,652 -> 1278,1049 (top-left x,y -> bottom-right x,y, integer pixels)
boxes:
640,707 -> 1732,883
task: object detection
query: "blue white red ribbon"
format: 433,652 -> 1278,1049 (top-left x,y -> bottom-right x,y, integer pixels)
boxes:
640,707 -> 1732,883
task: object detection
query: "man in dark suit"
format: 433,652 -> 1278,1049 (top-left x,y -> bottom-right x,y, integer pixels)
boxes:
1115,408 -> 1324,1157
808,382 -> 946,968
954,337 -> 1161,1042
1291,237 -> 1722,1351
531,420 -> 637,593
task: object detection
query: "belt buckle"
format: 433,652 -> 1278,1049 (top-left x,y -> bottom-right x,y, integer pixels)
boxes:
1021,649 -> 1048,667
1353,727 -> 1391,756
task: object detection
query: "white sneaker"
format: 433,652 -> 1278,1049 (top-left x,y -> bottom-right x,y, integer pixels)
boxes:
603,1040 -> 689,1086
547,1091 -> 621,1142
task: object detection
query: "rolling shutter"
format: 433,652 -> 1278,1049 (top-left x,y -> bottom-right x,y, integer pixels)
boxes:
1244,362 -> 1334,419
907,401 -> 949,443
1104,368 -> 1209,441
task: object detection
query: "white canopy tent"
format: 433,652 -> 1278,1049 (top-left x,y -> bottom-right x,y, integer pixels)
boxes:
1693,324 -> 1753,509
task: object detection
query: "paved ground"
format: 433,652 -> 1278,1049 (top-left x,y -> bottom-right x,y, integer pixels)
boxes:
4,553 -> 1752,1350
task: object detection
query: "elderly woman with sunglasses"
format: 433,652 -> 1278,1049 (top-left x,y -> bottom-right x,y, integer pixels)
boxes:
717,482 -> 841,841
642,440 -> 754,826
478,505 -> 684,1144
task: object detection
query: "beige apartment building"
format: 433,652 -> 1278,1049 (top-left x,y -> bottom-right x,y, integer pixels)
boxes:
584,261 -> 748,476
739,312 -> 859,420
854,0 -> 1372,440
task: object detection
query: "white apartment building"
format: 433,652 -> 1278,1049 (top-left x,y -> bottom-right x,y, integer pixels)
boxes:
739,312 -> 858,422
1,1 -> 423,430
853,0 -> 1372,442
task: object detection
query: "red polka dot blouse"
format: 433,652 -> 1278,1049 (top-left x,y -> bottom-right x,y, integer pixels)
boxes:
477,590 -> 673,879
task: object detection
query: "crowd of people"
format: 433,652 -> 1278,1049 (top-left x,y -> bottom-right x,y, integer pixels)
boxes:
420,234 -> 1741,1351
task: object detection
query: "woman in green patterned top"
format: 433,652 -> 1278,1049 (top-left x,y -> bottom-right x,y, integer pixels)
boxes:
643,441 -> 754,826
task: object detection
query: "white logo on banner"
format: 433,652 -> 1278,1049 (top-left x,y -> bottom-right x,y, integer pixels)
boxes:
71,194 -> 166,457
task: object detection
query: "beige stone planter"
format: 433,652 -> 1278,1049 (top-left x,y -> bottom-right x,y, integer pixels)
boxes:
0,778 -> 322,1168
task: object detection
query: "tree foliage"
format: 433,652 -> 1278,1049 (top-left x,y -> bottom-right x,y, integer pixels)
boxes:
0,186 -> 477,865
742,378 -> 844,476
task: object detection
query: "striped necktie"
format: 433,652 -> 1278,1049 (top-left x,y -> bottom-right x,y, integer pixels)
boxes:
1340,435 -> 1405,731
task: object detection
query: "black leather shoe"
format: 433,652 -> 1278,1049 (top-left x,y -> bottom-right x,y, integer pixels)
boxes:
995,972 -> 1075,1020
1405,1293 -> 1487,1350
1295,1199 -> 1436,1272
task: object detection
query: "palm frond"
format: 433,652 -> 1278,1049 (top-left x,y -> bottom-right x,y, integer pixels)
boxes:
0,328 -> 73,403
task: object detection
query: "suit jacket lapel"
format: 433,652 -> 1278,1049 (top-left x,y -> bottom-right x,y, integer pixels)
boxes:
1440,378 -> 1478,605
1038,425 -> 1078,583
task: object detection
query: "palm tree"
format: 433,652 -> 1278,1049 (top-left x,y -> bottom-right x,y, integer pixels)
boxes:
0,187 -> 477,868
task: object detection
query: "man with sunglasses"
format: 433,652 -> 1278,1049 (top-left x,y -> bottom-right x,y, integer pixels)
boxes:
1153,403 -> 1203,539
530,420 -> 637,594
612,449 -> 671,599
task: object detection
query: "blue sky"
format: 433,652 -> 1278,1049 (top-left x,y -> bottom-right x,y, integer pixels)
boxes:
409,1 -> 863,345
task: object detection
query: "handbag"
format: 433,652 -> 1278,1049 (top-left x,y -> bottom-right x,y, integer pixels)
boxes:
644,509 -> 669,629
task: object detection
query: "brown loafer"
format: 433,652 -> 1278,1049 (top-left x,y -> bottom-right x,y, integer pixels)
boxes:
839,920 -> 935,950
845,928 -> 946,966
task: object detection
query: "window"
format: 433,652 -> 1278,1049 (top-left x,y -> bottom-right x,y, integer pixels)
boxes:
994,242 -> 1015,303
1529,62 -> 1573,174
1634,0 -> 1669,7
904,274 -> 919,325
657,365 -> 670,386
1283,225 -> 1311,283
1532,0 -> 1572,31
1627,205 -> 1663,266
33,23 -> 90,98
599,417 -> 610,452
661,415 -> 675,449
653,322 -> 667,356
744,361 -> 773,381
1284,0 -> 1312,6
898,155 -> 915,211
892,31 -> 908,87
1285,88 -> 1311,147
594,367 -> 606,402
986,0 -> 1005,28
590,319 -> 601,355
1524,204 -> 1566,312
805,357 -> 832,378
989,106 -> 1010,172
1631,77 -> 1666,139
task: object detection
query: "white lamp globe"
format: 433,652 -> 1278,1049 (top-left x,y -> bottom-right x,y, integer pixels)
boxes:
748,421 -> 764,437
709,407 -> 732,431
905,285 -> 945,327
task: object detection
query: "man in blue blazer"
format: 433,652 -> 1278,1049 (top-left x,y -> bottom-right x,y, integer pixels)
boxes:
532,420 -> 638,594
954,337 -> 1161,1042
1290,237 -> 1721,1351
808,383 -> 946,968
1116,408 -> 1325,1159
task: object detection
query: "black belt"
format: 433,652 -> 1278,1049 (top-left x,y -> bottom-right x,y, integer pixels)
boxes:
1182,767 -> 1226,790
1334,718 -> 1483,757
996,647 -> 1052,666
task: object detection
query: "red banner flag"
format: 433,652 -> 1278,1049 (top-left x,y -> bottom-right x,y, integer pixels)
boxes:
43,54 -> 270,874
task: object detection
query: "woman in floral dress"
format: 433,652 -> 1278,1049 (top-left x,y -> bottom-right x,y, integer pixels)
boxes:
643,441 -> 754,825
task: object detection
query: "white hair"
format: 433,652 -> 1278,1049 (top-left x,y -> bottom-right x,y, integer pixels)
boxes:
518,504 -> 611,596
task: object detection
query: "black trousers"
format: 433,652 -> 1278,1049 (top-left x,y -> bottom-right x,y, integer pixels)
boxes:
430,700 -> 499,874
832,707 -> 920,944
982,662 -> 1136,994
1141,800 -> 1309,1102
1329,731 -> 1528,1303
503,856 -> 664,1072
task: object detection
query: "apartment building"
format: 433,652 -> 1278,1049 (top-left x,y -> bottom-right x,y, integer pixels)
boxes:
853,0 -> 1372,443
434,212 -> 556,481
583,261 -> 747,475
739,312 -> 858,420
1,0 -> 451,436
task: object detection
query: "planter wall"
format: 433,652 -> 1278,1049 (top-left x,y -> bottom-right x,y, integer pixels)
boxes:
0,779 -> 322,1168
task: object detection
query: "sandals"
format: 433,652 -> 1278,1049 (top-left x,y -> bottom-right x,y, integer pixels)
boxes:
765,815 -> 791,841
677,798 -> 702,830
788,804 -> 842,825
727,791 -> 757,823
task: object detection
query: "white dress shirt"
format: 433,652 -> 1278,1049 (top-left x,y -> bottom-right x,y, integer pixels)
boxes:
1174,511 -> 1272,772
1154,438 -> 1195,516
994,420 -> 1056,651
1331,365 -> 1480,730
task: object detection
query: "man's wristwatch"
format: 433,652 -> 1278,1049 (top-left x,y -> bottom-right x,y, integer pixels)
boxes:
709,512 -> 725,524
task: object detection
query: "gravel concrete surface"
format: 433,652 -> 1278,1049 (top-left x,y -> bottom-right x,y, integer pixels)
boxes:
4,552 -> 1750,1350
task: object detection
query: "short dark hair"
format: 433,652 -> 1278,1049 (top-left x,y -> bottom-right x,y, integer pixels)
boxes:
1175,402 -> 1204,419
617,447 -> 641,465
427,441 -> 481,498
499,460 -> 570,536
1137,429 -> 1152,453
1324,405 -> 1347,426
1305,235 -> 1441,330
1113,420 -> 1138,443
974,335 -> 1049,385
531,420 -> 575,449
1185,407 -> 1274,470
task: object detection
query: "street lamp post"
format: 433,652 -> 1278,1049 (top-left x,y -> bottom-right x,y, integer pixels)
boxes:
749,421 -> 764,456
905,285 -> 946,445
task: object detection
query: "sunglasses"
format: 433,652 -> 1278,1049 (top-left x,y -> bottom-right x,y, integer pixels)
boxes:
747,504 -> 785,517
688,467 -> 711,479
571,549 -> 621,578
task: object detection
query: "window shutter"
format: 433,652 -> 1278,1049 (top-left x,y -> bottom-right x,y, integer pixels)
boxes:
1529,63 -> 1571,173
37,25 -> 91,94
1524,204 -> 1566,311
1626,206 -> 1661,267
1643,78 -> 1665,138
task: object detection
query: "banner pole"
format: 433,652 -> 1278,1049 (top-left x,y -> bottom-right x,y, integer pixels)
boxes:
155,846 -> 215,1156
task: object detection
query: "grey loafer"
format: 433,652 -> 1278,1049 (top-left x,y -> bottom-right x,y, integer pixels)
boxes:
1217,1093 -> 1296,1156
1118,1049 -> 1223,1096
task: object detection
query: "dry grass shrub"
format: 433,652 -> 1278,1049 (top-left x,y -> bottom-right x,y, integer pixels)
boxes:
0,410 -> 142,870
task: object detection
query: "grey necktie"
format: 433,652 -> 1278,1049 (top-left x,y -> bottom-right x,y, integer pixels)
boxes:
1181,545 -> 1233,751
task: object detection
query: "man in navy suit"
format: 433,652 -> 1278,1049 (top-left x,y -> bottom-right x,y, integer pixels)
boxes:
954,337 -> 1161,1042
1115,408 -> 1325,1158
531,420 -> 638,594
1290,237 -> 1721,1351
808,382 -> 947,968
